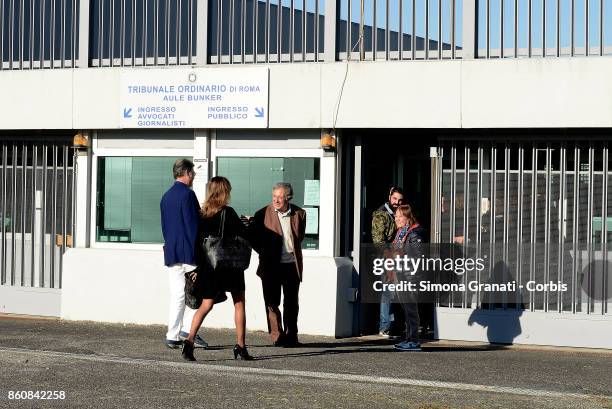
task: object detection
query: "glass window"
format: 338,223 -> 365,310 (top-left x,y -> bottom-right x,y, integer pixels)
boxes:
96,156 -> 187,243
217,157 -> 320,250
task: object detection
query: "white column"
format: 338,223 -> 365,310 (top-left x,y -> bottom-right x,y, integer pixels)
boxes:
192,130 -> 210,203
195,0 -> 209,66
462,0 -> 477,59
78,0 -> 90,67
323,0 -> 337,62
74,137 -> 91,248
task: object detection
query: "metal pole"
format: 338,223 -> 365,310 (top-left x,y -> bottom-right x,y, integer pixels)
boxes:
530,143 -> 537,311
558,144 -> 567,312
40,145 -> 47,288
241,0 -> 246,63
61,0 -> 66,67
10,145 -> 17,286
399,0 -> 403,59
20,144 -> 27,287
463,146 -> 471,308
314,0 -> 319,61
603,143 -> 609,314
109,0 -> 114,65
229,0 -> 234,63
572,146 -> 580,313
277,0 -> 281,62
476,144 -> 483,309
50,146 -> 58,288
514,0 -> 518,57
373,0 -> 377,61
500,0 -> 504,58
31,145 -> 37,287
9,0 -> 15,69
542,0 -> 546,57
301,0 -> 306,61
571,0 -> 575,56
425,0 -> 429,59
585,0 -> 589,56
503,145 -> 510,307
265,0 -> 270,62
143,0 -> 148,64
517,144 -> 524,307
1,144 -> 8,285
586,145 -> 594,313
19,0 -> 25,68
543,145 -> 551,312
0,0 -> 4,68
438,0 -> 442,59
411,0 -> 416,59
451,0 -> 456,59
290,0 -> 294,61
485,0 -> 490,58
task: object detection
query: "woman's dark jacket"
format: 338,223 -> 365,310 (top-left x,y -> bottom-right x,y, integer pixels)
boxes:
195,206 -> 247,269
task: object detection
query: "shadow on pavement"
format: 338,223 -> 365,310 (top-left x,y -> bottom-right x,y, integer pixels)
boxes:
185,340 -> 509,362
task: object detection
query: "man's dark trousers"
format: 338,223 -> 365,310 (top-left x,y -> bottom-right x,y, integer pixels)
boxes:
262,262 -> 300,343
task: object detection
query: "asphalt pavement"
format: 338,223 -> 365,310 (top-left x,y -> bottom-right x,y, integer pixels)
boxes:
0,315 -> 610,409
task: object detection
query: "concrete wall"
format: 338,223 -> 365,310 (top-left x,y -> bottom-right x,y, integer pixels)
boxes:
0,285 -> 61,317
2,58 -> 612,130
435,307 -> 612,349
61,248 -> 353,337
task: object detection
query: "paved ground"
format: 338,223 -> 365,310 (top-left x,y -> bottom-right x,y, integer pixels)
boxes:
0,316 -> 611,408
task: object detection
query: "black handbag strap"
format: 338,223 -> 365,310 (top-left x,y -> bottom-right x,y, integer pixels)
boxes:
218,208 -> 226,238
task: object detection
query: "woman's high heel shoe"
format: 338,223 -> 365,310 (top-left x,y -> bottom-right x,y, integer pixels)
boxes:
182,339 -> 196,361
233,344 -> 254,361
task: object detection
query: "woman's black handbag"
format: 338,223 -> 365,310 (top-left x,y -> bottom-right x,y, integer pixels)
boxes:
184,270 -> 228,309
202,208 -> 252,271
184,271 -> 203,309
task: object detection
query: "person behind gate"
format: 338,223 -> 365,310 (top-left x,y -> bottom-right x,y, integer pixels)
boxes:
248,182 -> 306,347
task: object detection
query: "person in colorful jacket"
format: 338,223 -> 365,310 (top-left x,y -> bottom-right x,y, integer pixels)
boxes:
392,203 -> 427,352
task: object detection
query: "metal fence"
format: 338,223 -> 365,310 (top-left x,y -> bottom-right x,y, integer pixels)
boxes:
0,138 -> 76,289
1,0 -> 612,69
0,0 -> 80,69
338,0 -> 462,60
208,0 -> 326,63
434,140 -> 611,315
89,0 -> 197,67
475,0 -> 612,58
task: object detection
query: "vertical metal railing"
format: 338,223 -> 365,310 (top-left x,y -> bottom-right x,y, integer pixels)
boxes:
89,0 -> 196,67
477,0 -> 612,58
2,0 -> 612,68
0,139 -> 76,290
1,0 -> 79,69
208,0 -> 325,64
338,0 -> 461,61
438,141 -> 611,316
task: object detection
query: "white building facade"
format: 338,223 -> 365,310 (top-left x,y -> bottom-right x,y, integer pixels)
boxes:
1,0 -> 611,349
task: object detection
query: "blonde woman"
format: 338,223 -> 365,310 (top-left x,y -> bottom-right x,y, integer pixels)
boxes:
182,176 -> 254,361
392,204 -> 427,352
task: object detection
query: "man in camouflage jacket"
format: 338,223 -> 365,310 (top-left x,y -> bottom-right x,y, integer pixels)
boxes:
371,186 -> 405,336
371,187 -> 405,244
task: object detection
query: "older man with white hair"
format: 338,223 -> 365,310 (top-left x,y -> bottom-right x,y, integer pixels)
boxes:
248,182 -> 306,347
